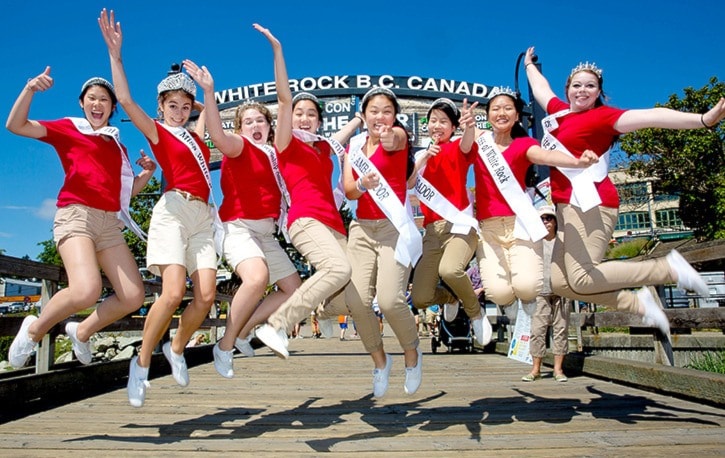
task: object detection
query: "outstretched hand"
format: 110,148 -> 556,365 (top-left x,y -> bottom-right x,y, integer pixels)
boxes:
459,98 -> 478,129
26,66 -> 53,93
703,97 -> 725,128
183,59 -> 214,93
253,23 -> 281,50
524,47 -> 536,67
136,149 -> 157,172
98,9 -> 123,58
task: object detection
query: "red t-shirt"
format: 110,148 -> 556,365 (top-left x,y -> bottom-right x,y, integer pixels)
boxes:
354,133 -> 409,220
546,98 -> 625,208
149,121 -> 211,201
219,139 -> 281,222
38,118 -> 124,211
278,136 -> 346,235
473,136 -> 537,219
419,138 -> 474,226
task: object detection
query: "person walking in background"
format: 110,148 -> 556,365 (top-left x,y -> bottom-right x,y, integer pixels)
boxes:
524,47 -> 724,338
100,9 -> 218,407
343,87 -> 423,398
250,24 -> 362,358
473,86 -> 598,317
522,206 -> 571,382
6,69 -> 153,369
338,315 -> 349,341
183,60 -> 302,378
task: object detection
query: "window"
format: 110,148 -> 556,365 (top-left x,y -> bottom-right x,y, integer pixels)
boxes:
656,208 -> 682,228
616,212 -> 651,231
617,182 -> 649,206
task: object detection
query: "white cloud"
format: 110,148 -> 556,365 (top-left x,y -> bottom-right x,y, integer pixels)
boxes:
1,198 -> 56,221
0,232 -> 12,238
34,199 -> 57,220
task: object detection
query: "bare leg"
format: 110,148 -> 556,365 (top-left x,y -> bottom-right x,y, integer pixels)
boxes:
137,264 -> 187,368
171,267 -> 217,354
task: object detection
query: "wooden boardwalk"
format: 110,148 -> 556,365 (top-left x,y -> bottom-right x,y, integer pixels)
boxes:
1,332 -> 725,457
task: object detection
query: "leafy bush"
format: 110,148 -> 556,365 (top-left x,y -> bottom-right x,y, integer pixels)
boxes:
685,351 -> 725,374
606,238 -> 651,260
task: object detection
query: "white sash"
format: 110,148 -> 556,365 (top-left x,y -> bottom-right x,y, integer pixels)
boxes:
540,109 -> 610,212
290,129 -> 346,209
475,132 -> 547,242
413,149 -> 477,235
158,122 -> 224,257
241,137 -> 291,243
66,117 -> 146,240
348,133 -> 422,267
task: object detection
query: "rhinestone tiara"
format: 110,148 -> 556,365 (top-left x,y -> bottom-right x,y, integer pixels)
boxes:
570,61 -> 603,78
488,86 -> 518,99
430,97 -> 459,115
157,72 -> 197,97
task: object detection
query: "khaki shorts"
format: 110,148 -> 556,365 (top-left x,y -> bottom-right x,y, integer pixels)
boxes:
146,191 -> 217,276
223,218 -> 297,284
53,204 -> 125,252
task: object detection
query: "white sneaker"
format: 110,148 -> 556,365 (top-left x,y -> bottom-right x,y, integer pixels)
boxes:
234,337 -> 255,357
667,250 -> 710,298
162,341 -> 190,387
256,324 -> 289,359
404,348 -> 423,395
318,318 -> 335,339
443,300 -> 459,322
471,307 -> 493,346
372,353 -> 393,398
65,321 -> 93,365
127,356 -> 150,408
9,315 -> 38,369
637,287 -> 671,339
213,343 -> 234,379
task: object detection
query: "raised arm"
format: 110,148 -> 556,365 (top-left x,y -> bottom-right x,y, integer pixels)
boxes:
6,66 -> 52,139
254,24 -> 292,152
184,59 -> 244,158
131,149 -> 157,197
98,9 -> 158,143
459,98 -> 478,154
526,145 -> 599,168
524,47 -> 556,111
614,98 -> 725,133
331,113 -> 364,145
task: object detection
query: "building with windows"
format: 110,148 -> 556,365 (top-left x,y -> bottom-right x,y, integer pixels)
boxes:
609,169 -> 691,242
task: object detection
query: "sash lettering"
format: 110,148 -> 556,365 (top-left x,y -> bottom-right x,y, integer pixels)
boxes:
541,109 -> 610,212
348,133 -> 422,267
475,132 -> 547,242
159,122 -> 224,258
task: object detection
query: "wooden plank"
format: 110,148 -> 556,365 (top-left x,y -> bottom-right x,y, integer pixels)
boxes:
1,332 -> 724,455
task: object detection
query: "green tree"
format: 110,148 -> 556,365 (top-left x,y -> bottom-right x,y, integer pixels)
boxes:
620,77 -> 725,239
123,177 -> 161,263
37,239 -> 62,266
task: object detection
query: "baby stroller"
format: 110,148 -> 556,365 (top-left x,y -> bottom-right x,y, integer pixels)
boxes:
431,309 -> 474,353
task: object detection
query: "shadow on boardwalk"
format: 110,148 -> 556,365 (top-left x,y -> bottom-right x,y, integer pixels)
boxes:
3,334 -> 725,455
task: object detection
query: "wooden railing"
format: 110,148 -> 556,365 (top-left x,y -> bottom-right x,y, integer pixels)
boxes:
0,255 -> 231,375
1,253 -> 725,408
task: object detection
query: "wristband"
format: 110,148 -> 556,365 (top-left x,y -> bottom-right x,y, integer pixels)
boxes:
356,177 -> 367,193
701,113 -> 715,130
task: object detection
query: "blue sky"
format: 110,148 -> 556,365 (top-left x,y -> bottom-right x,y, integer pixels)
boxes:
1,0 -> 723,260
